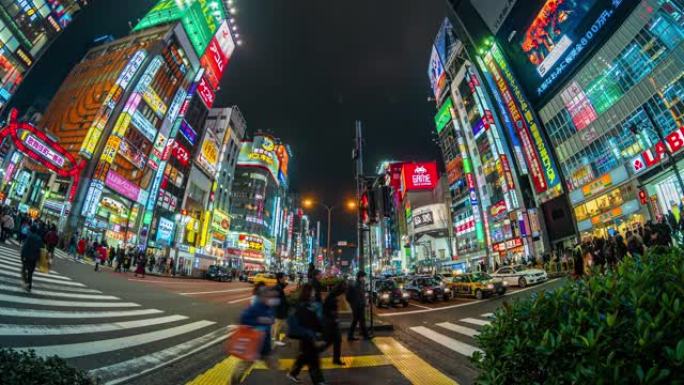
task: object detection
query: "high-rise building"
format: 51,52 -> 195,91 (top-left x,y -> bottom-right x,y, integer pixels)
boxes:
0,0 -> 86,110
227,134 -> 290,271
429,18 -> 544,269
447,0 -> 683,250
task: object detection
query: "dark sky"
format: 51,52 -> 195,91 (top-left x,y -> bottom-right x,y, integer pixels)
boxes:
11,0 -> 446,243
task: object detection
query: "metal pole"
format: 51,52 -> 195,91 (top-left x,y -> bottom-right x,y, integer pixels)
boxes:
327,205 -> 332,269
355,121 -> 365,272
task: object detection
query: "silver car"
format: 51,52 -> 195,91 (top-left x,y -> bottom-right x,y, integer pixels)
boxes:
490,265 -> 547,288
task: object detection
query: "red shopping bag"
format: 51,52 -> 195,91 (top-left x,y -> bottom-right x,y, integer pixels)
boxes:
224,325 -> 265,361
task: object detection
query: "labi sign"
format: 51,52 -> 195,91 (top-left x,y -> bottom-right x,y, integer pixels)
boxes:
631,126 -> 684,174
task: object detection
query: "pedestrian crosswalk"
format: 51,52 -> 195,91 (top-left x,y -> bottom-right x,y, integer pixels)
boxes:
409,313 -> 495,358
0,244 -> 232,384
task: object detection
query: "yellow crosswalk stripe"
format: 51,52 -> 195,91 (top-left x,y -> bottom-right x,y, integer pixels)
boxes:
373,337 -> 459,385
186,355 -> 391,384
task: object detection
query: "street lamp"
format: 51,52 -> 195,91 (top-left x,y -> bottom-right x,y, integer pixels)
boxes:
302,198 -> 356,268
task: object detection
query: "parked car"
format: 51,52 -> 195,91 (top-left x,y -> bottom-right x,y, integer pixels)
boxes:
490,265 -> 548,288
404,276 -> 451,302
448,272 -> 506,299
372,279 -> 409,307
205,265 -> 233,282
251,273 -> 278,286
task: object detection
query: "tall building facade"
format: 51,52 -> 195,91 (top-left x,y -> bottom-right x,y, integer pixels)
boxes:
429,18 -> 546,269
227,134 -> 291,271
0,0 -> 86,110
445,0 -> 684,252
1,0 -> 240,279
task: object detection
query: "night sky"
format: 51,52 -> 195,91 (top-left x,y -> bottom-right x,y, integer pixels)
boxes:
11,0 -> 446,242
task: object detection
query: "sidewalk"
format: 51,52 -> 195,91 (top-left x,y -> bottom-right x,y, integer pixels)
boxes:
187,334 -> 458,385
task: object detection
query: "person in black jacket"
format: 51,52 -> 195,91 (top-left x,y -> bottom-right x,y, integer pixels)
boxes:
272,272 -> 288,347
21,225 -> 43,292
311,269 -> 324,303
322,281 -> 347,365
287,284 -> 325,385
346,271 -> 370,341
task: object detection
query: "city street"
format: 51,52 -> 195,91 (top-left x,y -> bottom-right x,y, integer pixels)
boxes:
0,243 -> 566,384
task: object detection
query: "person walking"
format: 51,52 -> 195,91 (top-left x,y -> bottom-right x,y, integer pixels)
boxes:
134,253 -> 146,278
43,225 -> 59,261
346,271 -> 370,341
94,243 -> 107,272
272,272 -> 289,347
20,225 -> 43,292
230,286 -> 277,385
322,282 -> 347,365
67,234 -> 77,258
311,269 -> 324,303
76,237 -> 86,261
287,284 -> 325,385
1,210 -> 14,242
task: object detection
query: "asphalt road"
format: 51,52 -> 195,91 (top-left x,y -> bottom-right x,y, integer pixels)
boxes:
0,241 -> 568,385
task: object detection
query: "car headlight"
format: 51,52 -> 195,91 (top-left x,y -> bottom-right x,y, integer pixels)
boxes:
425,289 -> 433,295
444,288 -> 451,292
402,292 -> 409,298
502,281 -> 508,286
487,284 -> 494,289
381,293 -> 390,300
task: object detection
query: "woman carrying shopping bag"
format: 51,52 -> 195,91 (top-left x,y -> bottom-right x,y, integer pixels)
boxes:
228,286 -> 279,384
287,284 -> 326,385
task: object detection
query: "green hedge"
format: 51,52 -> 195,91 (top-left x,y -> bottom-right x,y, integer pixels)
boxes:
474,246 -> 684,385
0,348 -> 97,385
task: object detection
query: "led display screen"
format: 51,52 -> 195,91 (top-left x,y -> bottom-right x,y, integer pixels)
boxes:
496,0 -> 638,103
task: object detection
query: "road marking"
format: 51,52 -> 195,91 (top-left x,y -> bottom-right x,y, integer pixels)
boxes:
373,336 -> 459,385
0,293 -> 139,308
0,270 -> 86,287
0,257 -> 67,279
228,296 -> 252,304
480,312 -> 494,318
0,276 -> 101,293
0,308 -> 163,319
21,320 -> 216,358
0,256 -> 61,275
0,315 -> 188,336
179,288 -> 251,295
459,317 -> 490,326
0,284 -> 119,300
409,303 -> 432,310
378,279 -> 561,317
93,326 -> 235,385
436,322 -> 480,337
409,326 -> 482,357
127,279 -> 191,284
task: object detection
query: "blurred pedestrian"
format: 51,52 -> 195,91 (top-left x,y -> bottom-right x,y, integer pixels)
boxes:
231,286 -> 277,385
134,253 -> 146,278
311,269 -> 323,303
272,272 -> 289,347
287,284 -> 325,385
322,281 -> 347,365
77,237 -> 86,261
346,271 -> 370,341
43,225 -> 58,261
20,225 -> 43,292
1,210 -> 14,242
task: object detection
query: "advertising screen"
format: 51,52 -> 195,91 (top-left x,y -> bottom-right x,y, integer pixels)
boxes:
434,97 -> 453,134
401,162 -> 438,193
496,0 -> 638,102
237,136 -> 280,185
428,45 -> 447,101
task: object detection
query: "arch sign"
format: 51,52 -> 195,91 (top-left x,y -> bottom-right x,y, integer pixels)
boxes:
0,109 -> 85,201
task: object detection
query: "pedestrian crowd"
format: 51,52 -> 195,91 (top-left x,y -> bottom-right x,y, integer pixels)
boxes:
229,266 -> 371,385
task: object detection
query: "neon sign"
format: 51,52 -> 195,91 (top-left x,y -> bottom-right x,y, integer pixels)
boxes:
0,109 -> 85,201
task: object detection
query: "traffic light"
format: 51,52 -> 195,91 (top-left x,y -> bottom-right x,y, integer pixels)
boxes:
360,192 -> 370,224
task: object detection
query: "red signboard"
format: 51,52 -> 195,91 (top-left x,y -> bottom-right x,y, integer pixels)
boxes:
490,200 -> 507,218
171,140 -> 190,166
632,126 -> 684,174
401,162 -> 438,194
388,162 -> 404,190
500,154 -> 515,189
200,37 -> 226,89
197,76 -> 215,109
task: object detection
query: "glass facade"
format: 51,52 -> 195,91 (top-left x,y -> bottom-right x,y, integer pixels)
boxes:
537,0 -> 684,237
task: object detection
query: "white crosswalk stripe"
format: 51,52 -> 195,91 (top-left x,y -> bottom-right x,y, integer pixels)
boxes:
0,244 -> 230,384
409,315 -> 495,359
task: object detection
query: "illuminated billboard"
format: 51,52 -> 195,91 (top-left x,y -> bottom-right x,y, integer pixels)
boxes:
496,0 -> 638,102
133,0 -> 227,56
401,162 -> 438,195
237,136 -> 281,186
428,45 -> 447,101
434,97 -> 453,134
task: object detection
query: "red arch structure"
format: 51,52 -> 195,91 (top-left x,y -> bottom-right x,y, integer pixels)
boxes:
0,108 -> 86,202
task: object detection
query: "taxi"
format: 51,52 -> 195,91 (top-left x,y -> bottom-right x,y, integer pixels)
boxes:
251,273 -> 278,287
447,272 -> 506,300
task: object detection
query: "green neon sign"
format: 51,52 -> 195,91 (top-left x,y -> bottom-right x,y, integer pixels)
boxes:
434,97 -> 453,134
134,0 -> 226,56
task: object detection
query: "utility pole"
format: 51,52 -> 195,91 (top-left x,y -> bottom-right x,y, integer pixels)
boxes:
353,121 -> 365,272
